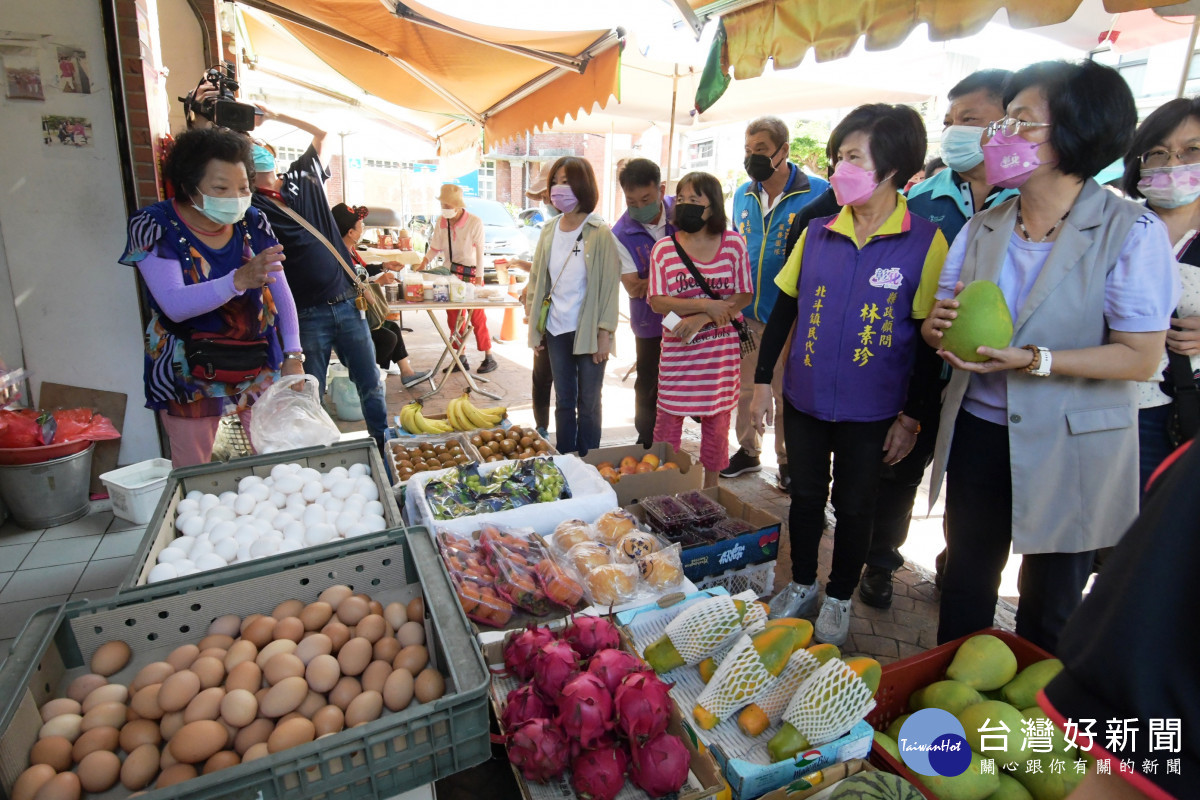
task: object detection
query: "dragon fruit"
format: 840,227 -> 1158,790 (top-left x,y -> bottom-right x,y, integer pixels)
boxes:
557,673 -> 614,748
504,624 -> 557,681
532,640 -> 582,700
571,743 -> 630,800
614,670 -> 674,743
562,615 -> 621,660
630,732 -> 690,797
508,718 -> 572,783
501,683 -> 553,731
587,648 -> 645,695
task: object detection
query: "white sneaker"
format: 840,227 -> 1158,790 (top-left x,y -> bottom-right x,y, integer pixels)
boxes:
767,580 -> 820,619
814,596 -> 852,646
387,364 -> 403,375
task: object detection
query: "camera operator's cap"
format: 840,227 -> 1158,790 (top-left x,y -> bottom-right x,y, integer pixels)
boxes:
525,161 -> 555,199
437,183 -> 465,208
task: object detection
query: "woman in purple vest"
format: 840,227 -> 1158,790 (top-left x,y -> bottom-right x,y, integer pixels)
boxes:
750,104 -> 948,646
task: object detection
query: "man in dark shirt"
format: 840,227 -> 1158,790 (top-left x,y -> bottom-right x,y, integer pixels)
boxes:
249,106 -> 388,450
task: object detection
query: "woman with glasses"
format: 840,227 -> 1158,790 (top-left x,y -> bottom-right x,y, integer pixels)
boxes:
923,61 -> 1179,654
1121,98 -> 1200,493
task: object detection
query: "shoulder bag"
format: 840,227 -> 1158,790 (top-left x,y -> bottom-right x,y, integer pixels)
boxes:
670,235 -> 757,356
537,228 -> 584,334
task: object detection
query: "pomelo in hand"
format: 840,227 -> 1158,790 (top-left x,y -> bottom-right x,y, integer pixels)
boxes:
941,280 -> 1013,363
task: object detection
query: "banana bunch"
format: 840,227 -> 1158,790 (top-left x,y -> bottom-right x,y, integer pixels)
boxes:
445,392 -> 507,432
399,402 -> 453,435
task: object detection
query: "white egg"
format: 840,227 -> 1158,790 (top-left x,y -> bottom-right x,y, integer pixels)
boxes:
361,514 -> 387,533
250,538 -> 279,558
247,483 -> 271,503
301,505 -> 326,526
186,490 -> 204,502
348,463 -> 368,478
269,491 -> 287,509
301,481 -> 324,502
195,553 -> 228,571
344,523 -> 371,538
234,527 -> 259,547
209,521 -> 237,543
334,511 -> 360,536
200,494 -> 221,512
190,539 -> 215,559
236,546 -> 253,563
251,517 -> 275,535
214,537 -> 239,563
297,467 -> 321,484
180,515 -> 205,538
304,523 -> 336,547
171,536 -> 197,556
149,563 -> 178,583
233,494 -> 257,516
157,547 -> 188,564
282,521 -> 307,542
175,511 -> 198,533
174,558 -> 196,573
274,475 -> 303,495
263,476 -> 275,488
270,463 -> 294,480
253,503 -> 277,521
329,466 -> 349,480
177,498 -> 200,516
278,539 -> 302,553
315,492 -> 332,507
285,494 -> 308,513
325,497 -> 344,515
206,505 -> 237,523
331,479 -> 356,500
364,500 -> 384,517
320,472 -> 338,490
202,516 -> 222,534
343,494 -> 366,511
219,491 -> 238,507
238,475 -> 264,492
272,512 -> 296,532
356,478 -> 379,502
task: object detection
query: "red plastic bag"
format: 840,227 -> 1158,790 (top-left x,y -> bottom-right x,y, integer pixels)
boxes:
0,409 -> 41,448
51,408 -> 121,444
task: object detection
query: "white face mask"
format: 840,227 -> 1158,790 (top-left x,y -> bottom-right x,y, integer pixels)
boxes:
192,192 -> 251,225
441,208 -> 458,220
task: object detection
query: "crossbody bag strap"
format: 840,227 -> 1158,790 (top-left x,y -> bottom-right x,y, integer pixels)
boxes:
670,234 -> 720,300
268,197 -> 364,293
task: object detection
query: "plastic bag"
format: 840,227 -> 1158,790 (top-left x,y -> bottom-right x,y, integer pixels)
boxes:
53,409 -> 121,443
436,529 -> 514,628
0,409 -> 41,448
248,375 -> 341,454
0,408 -> 120,447
479,523 -> 584,614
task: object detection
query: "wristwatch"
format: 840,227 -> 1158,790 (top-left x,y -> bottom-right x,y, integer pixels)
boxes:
1023,345 -> 1051,377
284,352 -> 306,363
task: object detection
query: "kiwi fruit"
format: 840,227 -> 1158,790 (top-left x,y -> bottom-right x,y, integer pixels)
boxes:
469,434 -> 483,447
534,439 -> 549,452
478,445 -> 493,458
479,430 -> 494,443
499,439 -> 516,454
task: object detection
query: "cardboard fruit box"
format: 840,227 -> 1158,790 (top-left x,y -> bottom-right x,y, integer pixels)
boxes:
626,487 -> 781,583
582,442 -> 701,506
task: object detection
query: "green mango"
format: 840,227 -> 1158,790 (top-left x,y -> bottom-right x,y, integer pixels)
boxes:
874,730 -> 902,761
987,772 -> 1033,800
946,635 -> 1019,691
958,701 -> 1034,766
887,712 -> 913,740
766,722 -> 810,763
1011,753 -> 1085,800
1001,660 -> 1063,710
940,280 -> 1014,363
921,751 -> 1000,800
910,680 -> 985,715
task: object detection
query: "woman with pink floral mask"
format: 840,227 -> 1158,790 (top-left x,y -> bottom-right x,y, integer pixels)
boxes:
1121,98 -> 1200,494
923,61 -> 1180,654
748,103 -> 948,646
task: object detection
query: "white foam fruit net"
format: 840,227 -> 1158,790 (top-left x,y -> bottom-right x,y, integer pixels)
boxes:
781,659 -> 876,747
695,633 -> 775,722
663,595 -> 747,666
748,648 -> 822,723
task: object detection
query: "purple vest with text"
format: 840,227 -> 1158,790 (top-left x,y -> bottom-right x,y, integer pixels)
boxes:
783,213 -> 938,422
612,197 -> 675,338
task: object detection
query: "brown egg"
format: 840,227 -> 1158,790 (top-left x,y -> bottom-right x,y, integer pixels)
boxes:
198,633 -> 235,651
119,718 -> 162,752
392,645 -> 428,675
39,698 -> 80,723
267,717 -> 315,753
407,597 -> 425,623
240,613 -> 263,633
220,689 -> 258,727
260,676 -> 308,718
278,711 -> 306,724
29,736 -> 73,771
198,647 -> 228,662
295,633 -> 333,665
397,621 -> 425,648
299,602 -> 334,631
131,662 -> 174,693
373,637 -> 402,664
271,616 -> 305,644
183,686 -> 225,723
166,643 -> 201,672
160,710 -> 186,740
242,742 -> 270,762
345,690 -> 384,728
336,596 -> 369,626
272,599 -> 305,620
80,700 -> 125,733
129,684 -> 164,720
30,770 -> 80,800
242,616 -> 278,648
120,743 -> 160,790
361,660 -> 393,694
158,670 -> 201,713
77,750 -> 121,793
203,750 -> 240,774
159,745 -> 179,770
263,652 -> 306,686
81,683 -> 128,713
255,639 -> 298,669
72,725 -> 119,762
254,687 -> 269,708
382,668 -> 415,712
156,763 -> 198,789
318,585 -> 353,609
233,718 -> 274,755
191,656 -> 226,689
321,621 -> 351,652
312,704 -> 345,737
12,764 -> 56,800
224,640 -> 258,672
66,673 -> 108,703
383,601 -> 408,629
337,637 -> 372,677
39,714 -> 82,742
169,719 -> 227,763
302,654 -> 338,693
354,614 -> 386,644
367,600 -> 384,617
91,640 -> 132,677
206,615 -> 241,637
414,668 -> 446,704
328,677 -> 362,711
224,660 -> 262,694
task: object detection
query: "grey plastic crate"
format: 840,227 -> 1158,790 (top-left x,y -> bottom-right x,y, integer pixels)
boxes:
0,527 -> 490,800
120,440 -> 403,593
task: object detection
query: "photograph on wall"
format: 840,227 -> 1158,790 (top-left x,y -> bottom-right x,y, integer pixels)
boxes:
42,115 -> 92,148
56,46 -> 91,94
4,50 -> 44,100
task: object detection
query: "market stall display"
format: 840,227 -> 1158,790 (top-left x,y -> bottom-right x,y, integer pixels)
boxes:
582,444 -> 701,507
397,392 -> 508,436
469,425 -> 555,463
386,434 -> 475,484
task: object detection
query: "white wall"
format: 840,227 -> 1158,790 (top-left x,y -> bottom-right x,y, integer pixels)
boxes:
159,0 -> 206,135
0,0 -> 160,462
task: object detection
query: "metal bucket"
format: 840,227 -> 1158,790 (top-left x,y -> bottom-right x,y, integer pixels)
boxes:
0,443 -> 94,529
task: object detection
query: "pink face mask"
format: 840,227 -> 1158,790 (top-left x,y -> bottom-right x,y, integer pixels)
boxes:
982,129 -> 1047,189
829,161 -> 879,206
1138,164 -> 1200,209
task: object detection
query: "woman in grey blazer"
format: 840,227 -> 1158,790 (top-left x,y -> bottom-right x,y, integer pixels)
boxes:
922,60 -> 1179,654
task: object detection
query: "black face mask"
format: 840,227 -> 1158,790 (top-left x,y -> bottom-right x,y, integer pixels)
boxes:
744,142 -> 784,183
674,203 -> 707,233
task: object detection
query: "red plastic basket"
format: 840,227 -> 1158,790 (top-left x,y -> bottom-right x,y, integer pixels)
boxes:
865,627 -> 1055,799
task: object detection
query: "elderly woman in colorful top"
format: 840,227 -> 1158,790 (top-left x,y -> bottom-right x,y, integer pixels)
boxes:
417,184 -> 497,375
750,104 -> 947,646
924,61 -> 1179,654
119,128 -> 303,468
525,157 -> 622,455
648,172 -> 751,488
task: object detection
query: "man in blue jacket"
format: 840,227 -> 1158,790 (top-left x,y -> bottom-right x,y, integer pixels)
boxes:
725,117 -> 829,487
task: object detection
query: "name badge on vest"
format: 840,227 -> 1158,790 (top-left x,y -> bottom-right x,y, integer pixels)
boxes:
869,268 -> 904,291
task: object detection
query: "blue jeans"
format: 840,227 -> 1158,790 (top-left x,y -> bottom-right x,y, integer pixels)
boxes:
544,330 -> 606,455
297,298 -> 389,447
1138,403 -> 1175,502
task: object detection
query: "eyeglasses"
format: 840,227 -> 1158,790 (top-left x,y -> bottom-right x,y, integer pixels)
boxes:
1140,145 -> 1200,169
985,117 -> 1052,139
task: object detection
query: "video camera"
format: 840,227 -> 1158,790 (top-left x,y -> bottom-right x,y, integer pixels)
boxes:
181,62 -> 260,132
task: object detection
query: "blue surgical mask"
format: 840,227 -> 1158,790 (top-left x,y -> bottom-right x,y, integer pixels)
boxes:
940,125 -> 986,173
193,193 -> 252,225
251,145 -> 276,174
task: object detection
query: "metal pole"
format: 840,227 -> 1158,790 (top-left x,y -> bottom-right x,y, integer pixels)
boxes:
1178,16 -> 1200,98
665,65 -> 678,185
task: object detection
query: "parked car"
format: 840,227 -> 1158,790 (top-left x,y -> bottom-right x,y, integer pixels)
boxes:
516,207 -> 546,228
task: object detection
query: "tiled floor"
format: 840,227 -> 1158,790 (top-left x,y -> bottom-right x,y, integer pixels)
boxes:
0,509 -> 145,660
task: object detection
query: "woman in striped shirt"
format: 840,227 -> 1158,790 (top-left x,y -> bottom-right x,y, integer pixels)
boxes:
648,172 -> 753,487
